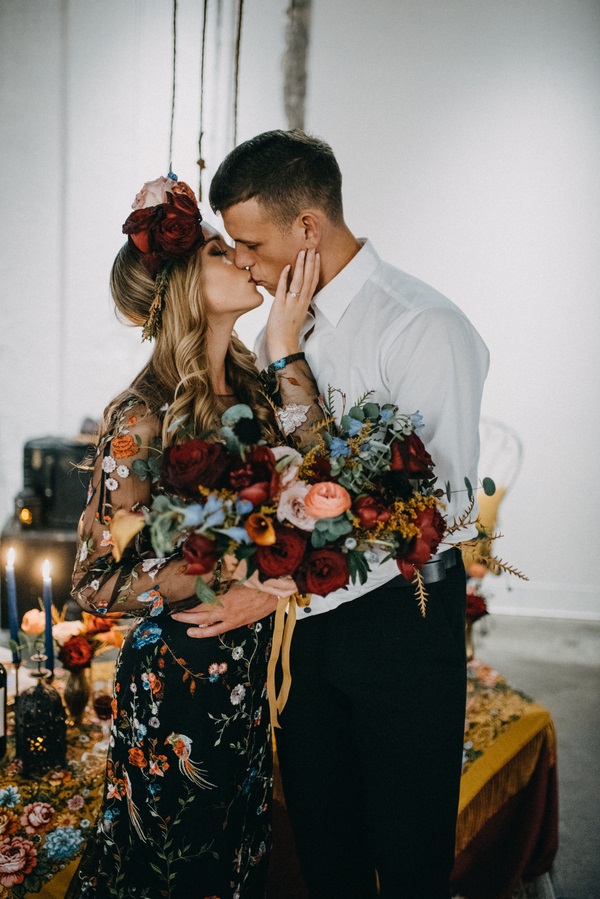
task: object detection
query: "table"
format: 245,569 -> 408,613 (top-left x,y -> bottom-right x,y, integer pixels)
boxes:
0,660 -> 557,899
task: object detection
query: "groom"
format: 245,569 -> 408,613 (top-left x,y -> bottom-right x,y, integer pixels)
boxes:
174,130 -> 489,898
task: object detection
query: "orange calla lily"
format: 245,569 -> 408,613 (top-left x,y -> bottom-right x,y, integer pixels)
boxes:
110,509 -> 146,562
244,513 -> 276,546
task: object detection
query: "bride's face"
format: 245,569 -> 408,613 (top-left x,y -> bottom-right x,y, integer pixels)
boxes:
199,224 -> 263,318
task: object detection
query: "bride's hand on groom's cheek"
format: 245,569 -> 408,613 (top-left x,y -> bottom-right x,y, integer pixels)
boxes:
266,247 -> 320,361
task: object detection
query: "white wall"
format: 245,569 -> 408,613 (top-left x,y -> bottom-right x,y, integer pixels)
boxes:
1,0 -> 598,617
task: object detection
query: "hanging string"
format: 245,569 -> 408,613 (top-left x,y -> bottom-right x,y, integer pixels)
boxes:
232,0 -> 245,148
168,0 -> 178,174
197,0 -> 209,199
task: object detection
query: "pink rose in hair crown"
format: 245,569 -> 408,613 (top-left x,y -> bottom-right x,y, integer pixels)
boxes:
132,176 -> 174,209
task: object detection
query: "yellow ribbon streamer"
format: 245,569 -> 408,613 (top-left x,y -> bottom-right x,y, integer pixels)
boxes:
267,593 -> 310,728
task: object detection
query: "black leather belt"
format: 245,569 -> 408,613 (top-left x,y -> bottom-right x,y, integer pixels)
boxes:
395,547 -> 461,588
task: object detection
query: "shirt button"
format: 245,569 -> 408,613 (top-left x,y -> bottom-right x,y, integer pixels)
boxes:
303,606 -> 312,614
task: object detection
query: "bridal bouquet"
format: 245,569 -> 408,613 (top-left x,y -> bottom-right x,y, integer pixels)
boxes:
112,392 -> 489,614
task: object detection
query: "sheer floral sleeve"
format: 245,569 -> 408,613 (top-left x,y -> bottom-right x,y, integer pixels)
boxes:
262,354 -> 326,451
72,401 -> 200,618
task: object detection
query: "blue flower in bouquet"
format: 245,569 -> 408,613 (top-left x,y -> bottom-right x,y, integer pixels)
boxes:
330,437 -> 351,458
0,786 -> 21,807
379,407 -> 395,422
181,503 -> 205,528
410,410 -> 424,432
235,498 -> 254,516
219,526 -> 253,544
203,494 -> 226,527
45,825 -> 84,859
347,417 -> 363,437
132,620 -> 162,649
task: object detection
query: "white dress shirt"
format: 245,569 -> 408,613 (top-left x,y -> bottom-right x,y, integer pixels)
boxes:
256,239 -> 490,617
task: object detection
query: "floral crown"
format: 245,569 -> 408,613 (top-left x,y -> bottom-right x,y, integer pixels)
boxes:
122,173 -> 206,341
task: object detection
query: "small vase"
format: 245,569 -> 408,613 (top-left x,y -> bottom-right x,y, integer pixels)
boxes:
63,668 -> 91,725
465,620 -> 475,662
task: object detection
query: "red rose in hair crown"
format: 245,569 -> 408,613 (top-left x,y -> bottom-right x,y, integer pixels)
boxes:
122,175 -> 205,277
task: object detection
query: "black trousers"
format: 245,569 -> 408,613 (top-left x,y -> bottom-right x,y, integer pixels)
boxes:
276,560 -> 467,899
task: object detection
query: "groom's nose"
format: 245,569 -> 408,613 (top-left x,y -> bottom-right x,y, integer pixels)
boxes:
233,244 -> 253,269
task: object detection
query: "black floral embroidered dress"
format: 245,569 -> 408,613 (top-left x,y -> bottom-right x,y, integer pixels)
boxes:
66,359 -> 323,899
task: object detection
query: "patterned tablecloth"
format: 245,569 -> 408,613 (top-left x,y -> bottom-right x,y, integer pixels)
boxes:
0,659 -> 558,899
0,664 -> 112,899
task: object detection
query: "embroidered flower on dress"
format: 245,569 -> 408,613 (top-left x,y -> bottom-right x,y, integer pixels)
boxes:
148,716 -> 160,729
231,646 -> 244,661
230,684 -> 246,706
138,587 -> 164,617
141,558 -> 168,578
100,530 -> 113,546
102,455 -> 117,474
90,580 -> 100,592
276,403 -> 310,436
208,663 -> 219,675
218,662 -> 228,675
105,478 -> 119,492
116,465 -> 130,478
79,543 -> 89,563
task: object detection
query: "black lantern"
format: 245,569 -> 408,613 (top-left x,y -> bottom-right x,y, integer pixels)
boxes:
15,679 -> 67,777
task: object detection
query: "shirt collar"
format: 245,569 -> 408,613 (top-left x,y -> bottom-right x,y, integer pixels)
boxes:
313,239 -> 380,327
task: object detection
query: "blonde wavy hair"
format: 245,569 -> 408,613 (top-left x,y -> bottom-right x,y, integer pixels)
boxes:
103,242 -> 275,445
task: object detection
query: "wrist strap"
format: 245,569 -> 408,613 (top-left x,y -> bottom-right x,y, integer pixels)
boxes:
267,351 -> 305,373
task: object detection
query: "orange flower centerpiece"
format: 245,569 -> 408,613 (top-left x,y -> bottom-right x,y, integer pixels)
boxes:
51,613 -> 124,725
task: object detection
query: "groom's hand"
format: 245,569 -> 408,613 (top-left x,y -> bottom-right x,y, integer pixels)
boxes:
171,584 -> 279,638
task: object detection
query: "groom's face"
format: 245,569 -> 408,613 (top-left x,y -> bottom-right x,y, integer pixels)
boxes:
222,198 -> 308,296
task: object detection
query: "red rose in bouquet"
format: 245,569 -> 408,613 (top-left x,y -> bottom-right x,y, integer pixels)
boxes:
239,482 -> 271,507
397,505 -> 446,581
228,446 -> 276,489
255,525 -> 307,579
162,439 -> 228,497
182,533 -> 220,575
295,547 -> 350,597
353,495 -> 391,529
306,456 -> 332,483
59,634 -> 93,672
390,432 -> 434,479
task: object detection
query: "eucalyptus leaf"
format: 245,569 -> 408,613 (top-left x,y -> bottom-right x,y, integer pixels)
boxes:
310,529 -> 328,548
482,477 -> 496,496
148,455 -> 161,481
348,406 -> 365,421
363,402 -> 380,420
445,481 -> 452,502
132,459 -> 149,481
464,477 -> 473,502
195,577 -> 222,606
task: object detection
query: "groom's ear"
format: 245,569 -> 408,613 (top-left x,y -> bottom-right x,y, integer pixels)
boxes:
297,211 -> 322,248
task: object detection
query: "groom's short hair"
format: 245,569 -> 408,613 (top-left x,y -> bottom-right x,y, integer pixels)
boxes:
209,130 -> 344,230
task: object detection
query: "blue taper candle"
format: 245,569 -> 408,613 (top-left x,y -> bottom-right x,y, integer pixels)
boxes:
5,548 -> 20,664
42,560 -> 54,675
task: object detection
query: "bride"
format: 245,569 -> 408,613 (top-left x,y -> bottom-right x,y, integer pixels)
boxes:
66,174 -> 323,899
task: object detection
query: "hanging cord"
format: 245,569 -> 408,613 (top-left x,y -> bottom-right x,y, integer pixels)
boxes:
168,0 -> 178,173
232,0 -> 244,147
197,0 -> 209,199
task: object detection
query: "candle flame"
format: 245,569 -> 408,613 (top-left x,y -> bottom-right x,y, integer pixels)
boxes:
42,559 -> 51,580
7,547 -> 15,567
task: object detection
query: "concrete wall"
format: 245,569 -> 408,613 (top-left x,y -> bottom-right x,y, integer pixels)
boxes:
1,0 -> 598,617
